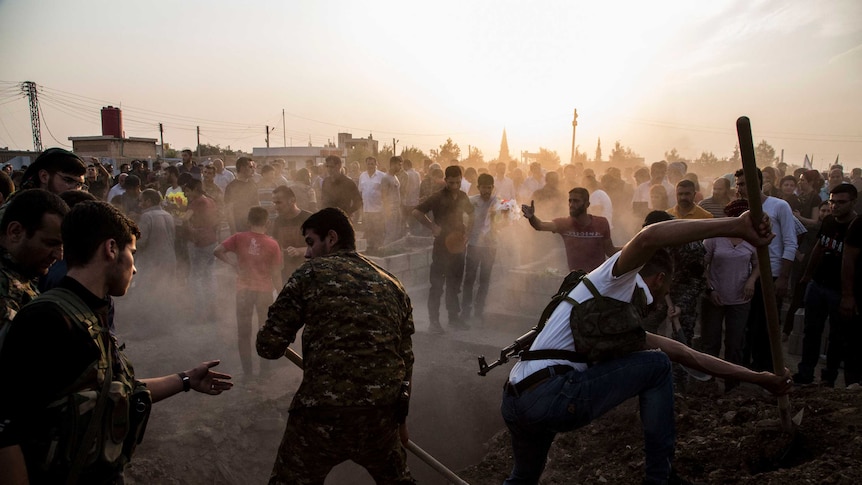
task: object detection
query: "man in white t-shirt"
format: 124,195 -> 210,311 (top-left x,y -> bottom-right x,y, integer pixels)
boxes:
501,214 -> 792,485
358,157 -> 386,252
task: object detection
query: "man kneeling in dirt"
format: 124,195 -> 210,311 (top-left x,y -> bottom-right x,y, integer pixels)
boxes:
501,213 -> 793,485
257,207 -> 415,484
0,201 -> 233,484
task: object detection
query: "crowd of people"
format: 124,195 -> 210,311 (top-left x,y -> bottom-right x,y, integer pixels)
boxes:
0,145 -> 859,483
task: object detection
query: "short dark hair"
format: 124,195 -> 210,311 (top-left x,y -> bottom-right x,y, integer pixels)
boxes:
21,148 -> 87,189
165,166 -> 180,178
642,210 -> 674,227
60,189 -> 98,208
325,155 -> 343,167
123,175 -> 141,189
301,207 -> 355,251
569,187 -> 590,200
734,168 -> 763,187
273,185 -> 296,199
477,173 -> 494,186
779,175 -> 796,187
62,201 -> 140,268
236,157 -> 254,170
141,188 -> 162,206
0,189 -> 69,236
676,179 -> 696,191
185,178 -> 203,193
0,171 -> 14,200
390,156 -> 403,167
830,182 -> 858,199
444,165 -> 462,178
640,247 -> 674,278
247,206 -> 269,226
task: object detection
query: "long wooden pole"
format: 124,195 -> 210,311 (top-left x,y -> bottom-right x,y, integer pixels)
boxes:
283,348 -> 471,485
736,116 -> 793,431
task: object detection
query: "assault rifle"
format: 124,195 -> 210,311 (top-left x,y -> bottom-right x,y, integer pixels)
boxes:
477,325 -> 540,376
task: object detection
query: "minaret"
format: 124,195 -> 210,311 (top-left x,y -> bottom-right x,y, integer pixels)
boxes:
499,128 -> 510,162
595,137 -> 602,162
570,109 -> 578,164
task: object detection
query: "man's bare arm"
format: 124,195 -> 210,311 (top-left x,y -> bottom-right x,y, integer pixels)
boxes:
0,445 -> 28,485
614,214 -> 773,277
645,333 -> 792,395
521,200 -> 555,232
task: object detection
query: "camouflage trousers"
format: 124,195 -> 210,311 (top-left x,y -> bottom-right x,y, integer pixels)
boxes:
269,406 -> 414,485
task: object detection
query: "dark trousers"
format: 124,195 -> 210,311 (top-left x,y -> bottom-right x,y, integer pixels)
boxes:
798,281 -> 857,385
428,244 -> 465,325
462,245 -> 497,319
744,279 -> 782,372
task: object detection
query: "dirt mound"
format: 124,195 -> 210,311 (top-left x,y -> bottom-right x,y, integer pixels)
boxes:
459,385 -> 862,484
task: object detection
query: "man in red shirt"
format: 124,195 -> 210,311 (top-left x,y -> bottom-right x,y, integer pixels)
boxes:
523,187 -> 617,272
214,206 -> 283,377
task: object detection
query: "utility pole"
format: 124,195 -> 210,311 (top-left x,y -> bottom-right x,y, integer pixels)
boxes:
159,123 -> 164,158
196,126 -> 201,158
570,108 -> 578,164
266,125 -> 271,148
392,138 -> 398,156
22,81 -> 42,152
282,109 -> 286,147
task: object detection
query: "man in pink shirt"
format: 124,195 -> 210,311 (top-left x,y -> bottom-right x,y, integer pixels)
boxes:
523,187 -> 617,272
214,206 -> 283,377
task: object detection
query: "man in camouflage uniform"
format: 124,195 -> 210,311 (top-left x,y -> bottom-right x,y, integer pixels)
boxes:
0,190 -> 69,346
257,207 -> 415,485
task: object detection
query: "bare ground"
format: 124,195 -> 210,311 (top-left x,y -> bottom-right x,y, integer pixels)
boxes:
116,269 -> 862,484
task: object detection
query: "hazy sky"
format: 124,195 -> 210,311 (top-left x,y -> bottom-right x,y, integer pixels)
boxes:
1,0 -> 860,169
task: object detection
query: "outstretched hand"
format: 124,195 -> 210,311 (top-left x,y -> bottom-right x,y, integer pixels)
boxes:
521,200 -> 535,219
187,360 -> 233,395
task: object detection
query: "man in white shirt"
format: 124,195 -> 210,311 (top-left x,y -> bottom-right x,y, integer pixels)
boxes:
358,157 -> 386,252
501,214 -> 791,485
212,159 -> 235,193
734,168 -> 802,372
493,162 -> 517,201
631,161 -> 675,210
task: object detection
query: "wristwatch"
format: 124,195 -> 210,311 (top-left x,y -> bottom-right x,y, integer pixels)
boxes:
178,372 -> 191,392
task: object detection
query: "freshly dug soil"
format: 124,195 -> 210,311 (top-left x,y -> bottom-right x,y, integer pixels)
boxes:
459,384 -> 862,484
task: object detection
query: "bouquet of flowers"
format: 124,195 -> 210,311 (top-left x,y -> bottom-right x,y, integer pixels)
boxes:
493,198 -> 521,222
165,192 -> 188,215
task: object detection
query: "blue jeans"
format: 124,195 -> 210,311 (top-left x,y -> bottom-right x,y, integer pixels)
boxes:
501,351 -> 675,484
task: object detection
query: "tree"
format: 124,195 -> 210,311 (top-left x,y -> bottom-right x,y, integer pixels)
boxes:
434,138 -> 461,164
400,146 -> 428,165
694,151 -> 720,166
196,143 -> 235,157
609,141 -> 641,164
377,144 -> 394,163
346,145 -> 373,164
729,145 -> 741,166
755,140 -> 777,167
535,147 -> 561,168
463,146 -> 484,166
664,148 -> 685,163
